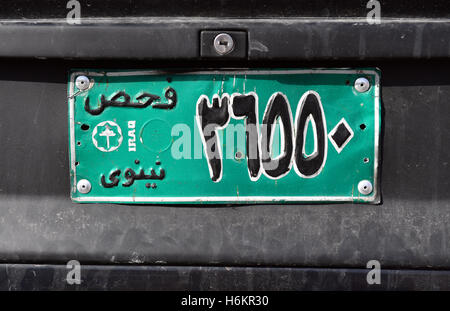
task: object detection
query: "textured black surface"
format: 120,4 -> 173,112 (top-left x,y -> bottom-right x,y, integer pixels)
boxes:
0,59 -> 448,271
0,264 -> 449,290
0,0 -> 449,19
0,20 -> 449,60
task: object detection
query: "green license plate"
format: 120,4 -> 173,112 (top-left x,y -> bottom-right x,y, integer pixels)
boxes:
68,69 -> 381,204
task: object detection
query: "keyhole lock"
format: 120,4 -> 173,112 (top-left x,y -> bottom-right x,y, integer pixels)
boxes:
213,33 -> 235,55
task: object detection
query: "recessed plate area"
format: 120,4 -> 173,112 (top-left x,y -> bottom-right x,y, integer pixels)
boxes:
68,69 -> 381,204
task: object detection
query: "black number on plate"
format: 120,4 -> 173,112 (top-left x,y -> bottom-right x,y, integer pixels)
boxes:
197,91 -> 328,182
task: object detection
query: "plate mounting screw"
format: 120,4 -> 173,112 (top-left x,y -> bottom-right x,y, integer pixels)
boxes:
354,77 -> 370,93
358,180 -> 373,195
77,179 -> 92,194
235,151 -> 244,160
213,33 -> 234,55
75,75 -> 90,91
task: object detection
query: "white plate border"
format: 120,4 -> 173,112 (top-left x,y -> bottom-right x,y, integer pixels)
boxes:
69,69 -> 380,203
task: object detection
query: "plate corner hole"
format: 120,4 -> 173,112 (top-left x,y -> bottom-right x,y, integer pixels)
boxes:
81,124 -> 90,131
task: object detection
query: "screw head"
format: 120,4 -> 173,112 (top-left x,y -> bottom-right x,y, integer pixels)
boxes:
358,180 -> 373,195
235,151 -> 244,160
77,179 -> 92,194
75,75 -> 90,91
213,33 -> 234,55
354,77 -> 370,93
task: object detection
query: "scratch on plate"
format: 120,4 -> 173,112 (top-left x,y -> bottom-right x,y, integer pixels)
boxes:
243,74 -> 247,93
220,77 -> 225,95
